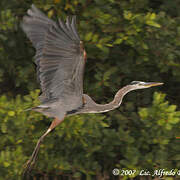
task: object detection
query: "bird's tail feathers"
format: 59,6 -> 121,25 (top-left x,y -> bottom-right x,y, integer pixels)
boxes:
24,107 -> 32,111
24,105 -> 49,112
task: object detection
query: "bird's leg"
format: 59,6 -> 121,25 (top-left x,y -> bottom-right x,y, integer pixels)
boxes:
23,117 -> 64,177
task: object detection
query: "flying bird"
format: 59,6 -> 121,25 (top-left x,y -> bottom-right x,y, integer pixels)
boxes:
21,4 -> 163,175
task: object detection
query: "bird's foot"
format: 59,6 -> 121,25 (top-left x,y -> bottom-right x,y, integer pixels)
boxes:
22,158 -> 35,178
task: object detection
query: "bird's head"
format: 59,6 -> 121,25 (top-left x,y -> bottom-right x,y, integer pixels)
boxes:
129,81 -> 163,90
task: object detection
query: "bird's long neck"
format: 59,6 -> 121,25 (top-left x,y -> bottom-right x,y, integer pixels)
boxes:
111,85 -> 133,107
81,85 -> 135,114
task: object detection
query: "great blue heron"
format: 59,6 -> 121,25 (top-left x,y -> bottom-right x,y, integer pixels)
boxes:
22,4 -> 163,175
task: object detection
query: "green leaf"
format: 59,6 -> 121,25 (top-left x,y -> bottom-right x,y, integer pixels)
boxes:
8,111 -> 15,116
85,32 -> 93,41
123,11 -> 132,20
146,20 -> 161,28
114,38 -> 123,44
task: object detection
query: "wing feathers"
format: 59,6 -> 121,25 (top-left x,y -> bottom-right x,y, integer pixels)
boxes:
71,16 -> 80,40
22,4 -> 85,111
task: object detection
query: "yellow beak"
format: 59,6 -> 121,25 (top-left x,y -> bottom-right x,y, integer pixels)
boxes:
143,82 -> 164,87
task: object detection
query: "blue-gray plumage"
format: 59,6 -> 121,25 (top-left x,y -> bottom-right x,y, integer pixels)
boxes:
21,4 -> 163,176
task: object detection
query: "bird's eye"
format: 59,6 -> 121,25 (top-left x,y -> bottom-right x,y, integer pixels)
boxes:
130,81 -> 140,85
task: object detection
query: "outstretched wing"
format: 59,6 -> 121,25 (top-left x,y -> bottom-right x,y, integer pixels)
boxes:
22,5 -> 86,110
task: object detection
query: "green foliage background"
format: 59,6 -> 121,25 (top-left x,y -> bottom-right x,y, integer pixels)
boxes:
0,0 -> 180,179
